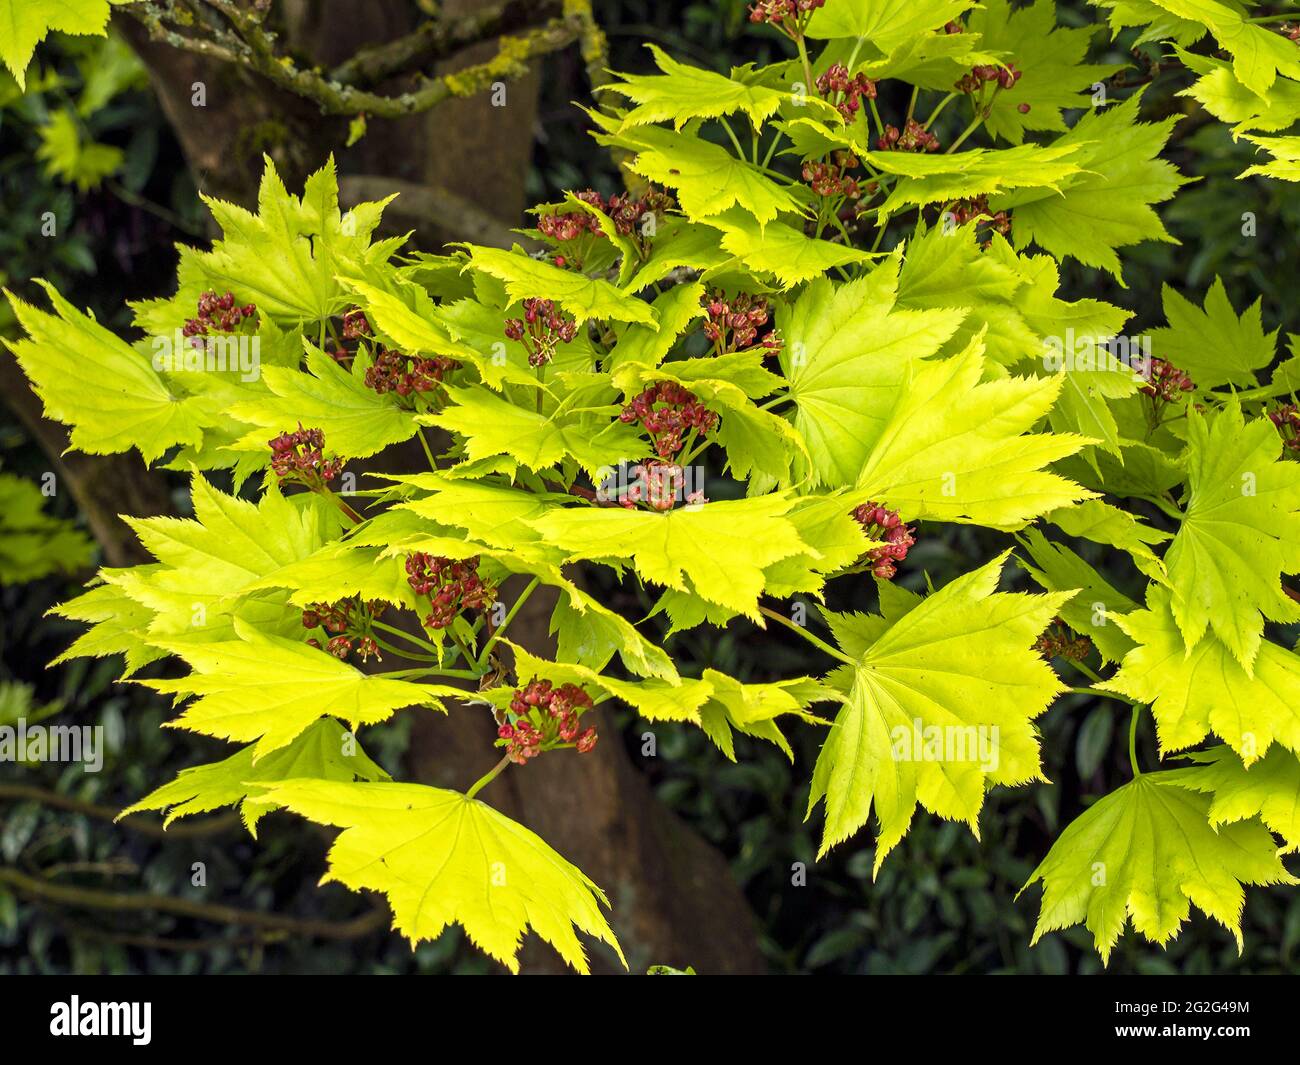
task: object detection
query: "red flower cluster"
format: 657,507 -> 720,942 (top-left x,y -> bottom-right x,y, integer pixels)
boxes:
853,502 -> 916,580
405,552 -> 495,630
748,0 -> 824,34
364,350 -> 459,400
504,298 -> 579,367
620,381 -> 720,458
955,61 -> 1022,94
949,195 -> 1011,237
537,188 -> 673,249
183,290 -> 256,342
877,119 -> 941,153
815,63 -> 877,122
269,425 -> 344,487
701,289 -> 780,355
1034,618 -> 1092,663
499,678 -> 597,763
1268,405 -> 1300,452
803,151 -> 863,199
302,597 -> 386,662
616,460 -> 707,511
1139,358 -> 1194,403
342,309 -> 371,340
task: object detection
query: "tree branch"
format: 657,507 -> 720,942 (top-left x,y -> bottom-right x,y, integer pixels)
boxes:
0,866 -> 388,940
330,0 -> 563,87
0,783 -> 239,840
122,1 -> 601,119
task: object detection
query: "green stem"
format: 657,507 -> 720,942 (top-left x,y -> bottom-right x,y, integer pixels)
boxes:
369,635 -> 437,662
371,619 -> 444,656
448,627 -> 479,671
416,428 -> 438,470
321,486 -> 363,525
758,605 -> 854,665
1128,703 -> 1142,777
795,33 -> 815,96
465,753 -> 513,800
383,666 -> 480,681
719,116 -> 746,159
1068,686 -> 1139,708
478,577 -> 540,667
924,92 -> 958,131
1135,493 -> 1184,522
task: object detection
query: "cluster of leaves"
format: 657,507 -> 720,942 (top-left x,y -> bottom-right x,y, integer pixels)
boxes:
0,470 -> 94,583
10,0 -> 1300,972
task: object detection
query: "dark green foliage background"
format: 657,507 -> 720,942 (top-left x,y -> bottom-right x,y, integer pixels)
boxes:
2,1 -> 1298,975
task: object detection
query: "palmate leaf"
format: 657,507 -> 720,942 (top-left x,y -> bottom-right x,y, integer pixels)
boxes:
1240,134 -> 1300,182
615,125 -> 804,227
1169,745 -> 1300,851
698,210 -> 877,288
780,263 -> 966,487
495,645 -> 830,752
1150,279 -> 1277,389
1021,773 -> 1294,964
6,281 -> 206,462
992,94 -> 1187,281
242,540 -> 421,612
461,246 -> 655,326
1100,584 -> 1300,766
527,495 -> 810,619
855,344 -> 1096,529
1092,0 -> 1210,49
1016,528 -> 1138,664
895,221 -> 1034,366
342,278 -> 544,392
809,555 -> 1071,869
550,585 -> 678,681
1177,49 -> 1300,134
1147,0 -> 1300,98
422,383 -> 645,479
133,157 -> 402,332
806,0 -> 974,50
120,718 -> 389,832
1163,401 -> 1300,672
0,0 -> 126,89
619,219 -> 733,294
228,343 -> 422,459
870,143 -> 1087,217
611,357 -> 802,482
604,43 -> 833,129
1044,498 -> 1169,578
967,0 -> 1123,144
696,672 -> 834,762
257,778 -> 625,974
116,474 -> 334,641
0,471 -> 94,583
50,583 -> 164,678
607,282 -> 706,369
146,620 -> 465,760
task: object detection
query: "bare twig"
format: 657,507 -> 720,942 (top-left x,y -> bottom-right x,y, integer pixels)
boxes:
0,782 -> 240,840
0,866 -> 389,940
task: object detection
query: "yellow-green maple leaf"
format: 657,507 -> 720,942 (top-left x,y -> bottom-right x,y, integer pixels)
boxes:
809,554 -> 1071,869
1021,773 -> 1294,964
257,778 -> 626,974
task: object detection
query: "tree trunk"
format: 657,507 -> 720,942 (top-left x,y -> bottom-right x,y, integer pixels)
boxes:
49,0 -> 766,974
